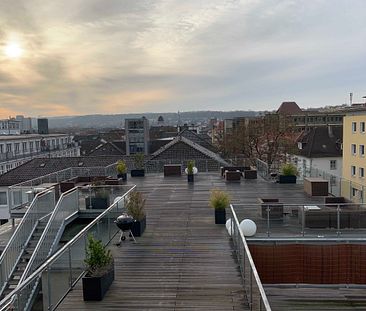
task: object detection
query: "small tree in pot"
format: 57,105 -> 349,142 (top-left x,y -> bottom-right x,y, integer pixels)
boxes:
210,189 -> 230,224
187,160 -> 195,183
82,235 -> 114,301
116,160 -> 127,181
126,191 -> 146,236
278,163 -> 298,184
131,153 -> 145,177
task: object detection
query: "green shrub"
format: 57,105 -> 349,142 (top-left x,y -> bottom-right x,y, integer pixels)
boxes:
84,235 -> 113,277
280,163 -> 298,176
116,160 -> 127,174
126,191 -> 146,221
187,160 -> 195,175
209,189 -> 230,210
133,153 -> 145,169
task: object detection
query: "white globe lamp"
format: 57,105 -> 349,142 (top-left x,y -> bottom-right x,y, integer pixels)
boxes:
239,219 -> 257,237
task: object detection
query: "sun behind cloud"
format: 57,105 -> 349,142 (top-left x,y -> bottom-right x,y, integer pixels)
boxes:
4,41 -> 24,59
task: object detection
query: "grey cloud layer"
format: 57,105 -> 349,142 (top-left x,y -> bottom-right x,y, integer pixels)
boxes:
0,0 -> 366,116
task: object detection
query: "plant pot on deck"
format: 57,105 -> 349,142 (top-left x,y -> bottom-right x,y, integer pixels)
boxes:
117,173 -> 127,182
131,215 -> 146,237
187,174 -> 194,183
278,175 -> 297,184
215,209 -> 226,224
131,169 -> 145,177
82,264 -> 115,301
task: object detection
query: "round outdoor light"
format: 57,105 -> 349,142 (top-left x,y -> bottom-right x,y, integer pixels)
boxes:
225,218 -> 232,230
239,219 -> 257,237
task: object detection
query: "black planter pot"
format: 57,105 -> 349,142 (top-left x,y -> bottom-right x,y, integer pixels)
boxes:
82,264 -> 114,301
117,173 -> 127,182
187,174 -> 194,183
278,175 -> 297,184
85,197 -> 110,209
131,169 -> 145,177
215,209 -> 226,224
131,215 -> 146,237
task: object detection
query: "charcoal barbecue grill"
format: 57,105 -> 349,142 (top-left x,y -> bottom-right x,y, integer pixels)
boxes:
115,213 -> 136,245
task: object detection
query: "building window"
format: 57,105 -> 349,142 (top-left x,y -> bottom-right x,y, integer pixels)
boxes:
352,144 -> 357,155
361,122 -> 365,133
6,144 -> 12,152
351,165 -> 356,176
360,167 -> 365,178
14,143 -> 20,154
352,122 -> 357,133
0,192 -> 7,205
360,145 -> 365,157
22,142 -> 27,152
352,187 -> 358,197
330,160 -> 337,170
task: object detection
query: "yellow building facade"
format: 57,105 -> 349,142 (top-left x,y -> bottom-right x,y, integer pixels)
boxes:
342,111 -> 366,202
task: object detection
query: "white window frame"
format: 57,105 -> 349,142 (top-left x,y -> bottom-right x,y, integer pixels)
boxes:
360,145 -> 365,157
361,122 -> 365,133
352,122 -> 357,133
352,144 -> 357,155
351,165 -> 356,176
359,167 -> 365,178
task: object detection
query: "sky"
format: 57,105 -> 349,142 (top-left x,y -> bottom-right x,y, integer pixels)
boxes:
0,0 -> 366,117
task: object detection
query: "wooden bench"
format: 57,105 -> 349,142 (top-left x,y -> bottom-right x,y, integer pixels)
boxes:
225,170 -> 241,181
164,164 -> 182,177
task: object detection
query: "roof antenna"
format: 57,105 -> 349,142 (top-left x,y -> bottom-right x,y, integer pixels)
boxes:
350,92 -> 353,106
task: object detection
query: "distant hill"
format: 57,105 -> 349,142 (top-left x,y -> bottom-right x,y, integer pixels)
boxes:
49,111 -> 259,129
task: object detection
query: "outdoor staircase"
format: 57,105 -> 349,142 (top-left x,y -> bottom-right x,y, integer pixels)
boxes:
0,220 -> 47,299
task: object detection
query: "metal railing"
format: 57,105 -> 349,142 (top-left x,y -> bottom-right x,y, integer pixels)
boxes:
232,202 -> 366,239
229,204 -> 271,311
0,189 -> 56,296
17,188 -> 79,310
0,185 -> 136,311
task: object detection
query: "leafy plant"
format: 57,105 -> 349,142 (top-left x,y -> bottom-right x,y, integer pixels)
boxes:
116,160 -> 127,174
133,153 -> 145,169
187,160 -> 195,175
84,235 -> 113,277
209,189 -> 230,210
126,191 -> 146,221
280,163 -> 298,176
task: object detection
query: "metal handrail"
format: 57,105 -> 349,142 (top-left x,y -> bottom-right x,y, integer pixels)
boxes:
230,204 -> 272,311
0,189 -> 55,296
17,188 -> 79,309
0,184 -> 136,310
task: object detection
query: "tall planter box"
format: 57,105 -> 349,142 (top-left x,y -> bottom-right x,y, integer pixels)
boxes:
131,216 -> 146,237
187,174 -> 194,183
131,169 -> 145,177
82,264 -> 115,301
117,173 -> 127,181
279,175 -> 297,184
86,197 -> 110,209
215,209 -> 226,224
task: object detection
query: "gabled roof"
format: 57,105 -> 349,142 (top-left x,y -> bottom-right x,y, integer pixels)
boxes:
89,141 -> 126,156
177,129 -> 217,152
149,135 -> 229,166
295,126 -> 342,158
277,102 -> 302,115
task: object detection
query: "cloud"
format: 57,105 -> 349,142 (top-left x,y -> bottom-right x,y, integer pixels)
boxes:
1,0 -> 366,118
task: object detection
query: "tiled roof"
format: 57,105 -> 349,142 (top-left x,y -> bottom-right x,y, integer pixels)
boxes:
0,156 -> 123,186
177,129 -> 217,152
89,141 -> 126,156
296,126 -> 342,158
277,102 -> 302,115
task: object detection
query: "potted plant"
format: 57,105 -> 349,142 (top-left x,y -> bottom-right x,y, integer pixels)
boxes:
278,163 -> 298,184
187,160 -> 195,183
126,191 -> 146,236
116,160 -> 127,181
86,180 -> 110,209
209,189 -> 230,224
131,153 -> 145,177
82,235 -> 114,301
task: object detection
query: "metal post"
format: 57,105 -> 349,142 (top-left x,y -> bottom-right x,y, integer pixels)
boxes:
301,205 -> 305,236
108,215 -> 111,241
337,204 -> 341,237
47,268 -> 52,310
68,247 -> 73,288
266,206 -> 270,237
249,268 -> 253,309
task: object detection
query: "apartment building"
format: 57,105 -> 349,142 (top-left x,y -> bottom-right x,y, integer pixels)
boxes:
0,134 -> 80,175
125,117 -> 149,155
342,110 -> 366,202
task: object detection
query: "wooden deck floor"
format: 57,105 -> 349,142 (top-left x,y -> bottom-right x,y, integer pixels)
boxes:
58,173 -> 254,310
